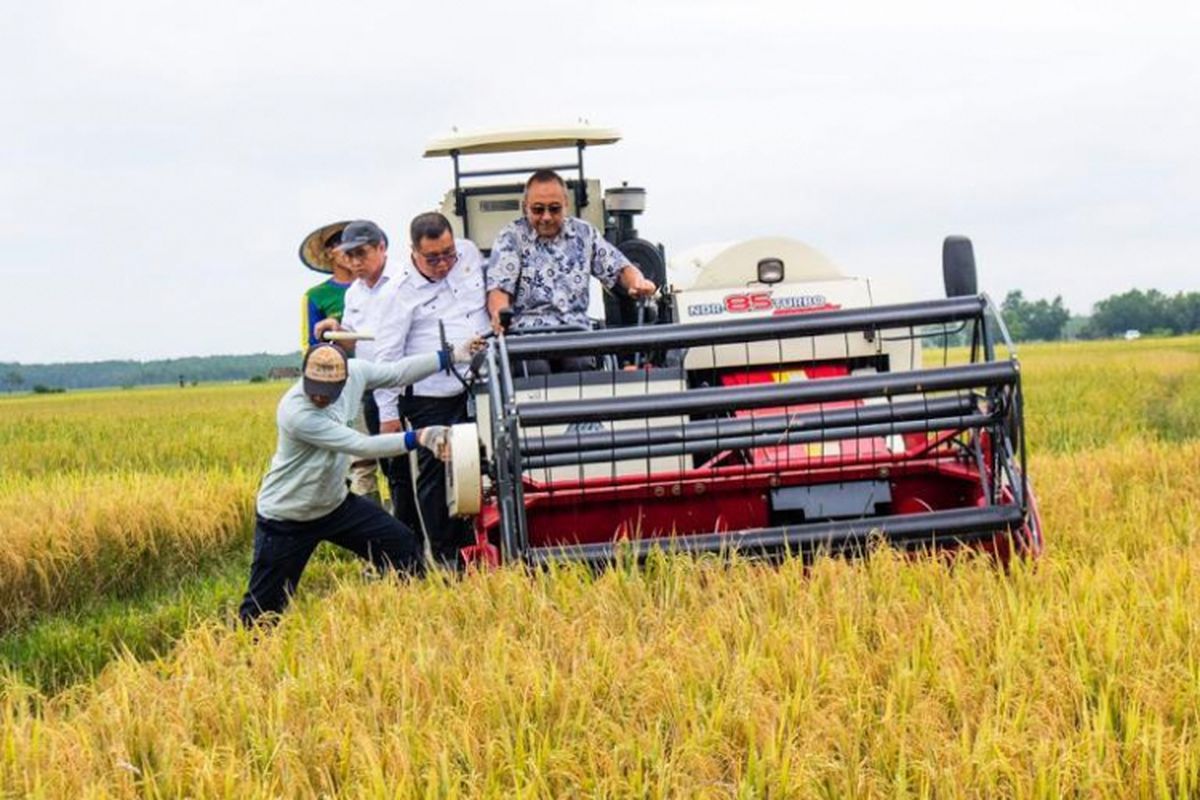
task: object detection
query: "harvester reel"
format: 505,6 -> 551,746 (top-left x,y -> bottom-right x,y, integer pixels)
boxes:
472,293 -> 1041,567
447,423 -> 482,517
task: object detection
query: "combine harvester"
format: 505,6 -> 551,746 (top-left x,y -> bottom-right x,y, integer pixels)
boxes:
422,125 -> 1043,567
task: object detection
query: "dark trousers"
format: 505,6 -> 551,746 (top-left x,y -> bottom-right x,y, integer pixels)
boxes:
238,494 -> 423,625
388,391 -> 473,568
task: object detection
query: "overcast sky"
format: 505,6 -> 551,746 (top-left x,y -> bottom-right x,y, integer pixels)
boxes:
3,0 -> 1197,363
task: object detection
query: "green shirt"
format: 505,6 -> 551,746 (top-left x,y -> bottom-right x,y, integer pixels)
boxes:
301,278 -> 351,349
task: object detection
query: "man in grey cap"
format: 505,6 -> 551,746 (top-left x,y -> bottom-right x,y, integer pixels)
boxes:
297,220 -> 383,503
314,220 -> 396,502
238,337 -> 480,625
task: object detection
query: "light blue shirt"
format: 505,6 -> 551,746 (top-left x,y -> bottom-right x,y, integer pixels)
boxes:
256,353 -> 441,521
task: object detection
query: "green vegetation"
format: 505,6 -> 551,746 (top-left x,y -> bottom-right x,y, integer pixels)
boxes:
0,556 -> 249,694
0,551 -> 370,696
0,351 -> 302,393
1085,288 -> 1200,339
1000,290 -> 1070,341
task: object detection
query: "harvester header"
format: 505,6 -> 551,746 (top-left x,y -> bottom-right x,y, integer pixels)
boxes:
419,124 -> 1042,568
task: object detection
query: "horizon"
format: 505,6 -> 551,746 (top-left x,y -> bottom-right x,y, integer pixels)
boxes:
1,350 -> 302,369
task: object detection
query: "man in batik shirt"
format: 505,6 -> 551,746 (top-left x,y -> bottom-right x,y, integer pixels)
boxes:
485,170 -> 656,371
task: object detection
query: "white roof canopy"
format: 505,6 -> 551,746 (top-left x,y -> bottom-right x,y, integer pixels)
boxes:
423,125 -> 621,158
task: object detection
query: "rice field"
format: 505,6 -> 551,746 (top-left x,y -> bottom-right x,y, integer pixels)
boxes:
0,384 -> 274,631
1,336 -> 1198,797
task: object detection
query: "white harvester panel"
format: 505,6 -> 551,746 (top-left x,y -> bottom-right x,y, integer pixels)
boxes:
673,277 -> 920,374
474,371 -> 688,484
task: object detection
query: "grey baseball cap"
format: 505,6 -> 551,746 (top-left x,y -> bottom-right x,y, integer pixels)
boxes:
335,220 -> 388,252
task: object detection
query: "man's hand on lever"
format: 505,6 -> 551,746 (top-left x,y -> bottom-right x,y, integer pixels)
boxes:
314,318 -> 342,339
314,318 -> 362,354
452,336 -> 487,364
486,289 -> 513,335
417,425 -> 451,462
620,265 -> 657,299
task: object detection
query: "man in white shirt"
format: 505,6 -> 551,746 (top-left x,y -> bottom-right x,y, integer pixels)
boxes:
375,212 -> 491,568
315,220 -> 396,502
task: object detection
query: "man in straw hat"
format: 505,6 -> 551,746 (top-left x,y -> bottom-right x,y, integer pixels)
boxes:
299,220 -> 355,350
238,337 -> 482,625
299,220 -> 382,504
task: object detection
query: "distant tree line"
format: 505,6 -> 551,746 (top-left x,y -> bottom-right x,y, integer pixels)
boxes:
3,286 -> 1198,393
1083,289 -> 1200,339
1000,289 -> 1200,342
1,353 -> 302,393
1000,292 -> 1070,342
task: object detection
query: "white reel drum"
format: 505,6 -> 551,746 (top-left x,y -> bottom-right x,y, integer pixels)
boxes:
446,423 -> 481,517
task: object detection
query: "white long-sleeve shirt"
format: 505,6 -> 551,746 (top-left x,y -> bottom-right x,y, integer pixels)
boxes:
373,239 -> 491,420
340,272 -> 397,364
256,353 -> 442,521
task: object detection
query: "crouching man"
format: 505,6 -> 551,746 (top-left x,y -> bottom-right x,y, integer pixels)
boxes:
238,340 -> 478,625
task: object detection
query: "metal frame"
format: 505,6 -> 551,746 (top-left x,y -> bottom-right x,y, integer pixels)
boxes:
450,140 -> 590,240
481,294 -> 1036,565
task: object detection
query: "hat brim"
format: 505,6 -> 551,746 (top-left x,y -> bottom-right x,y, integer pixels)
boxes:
299,221 -> 353,274
334,236 -> 385,254
302,375 -> 346,402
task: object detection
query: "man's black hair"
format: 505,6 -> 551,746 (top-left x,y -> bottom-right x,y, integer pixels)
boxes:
409,211 -> 453,246
524,169 -> 567,194
322,228 -> 343,249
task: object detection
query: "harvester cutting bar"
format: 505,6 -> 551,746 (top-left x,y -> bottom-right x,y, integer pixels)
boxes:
522,413 -> 996,469
503,295 -> 988,359
523,505 -> 1027,567
520,395 -> 977,456
515,361 -> 1017,426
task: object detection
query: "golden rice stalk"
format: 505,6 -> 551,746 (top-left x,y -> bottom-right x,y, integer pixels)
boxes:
1,440 -> 1196,797
0,470 -> 255,631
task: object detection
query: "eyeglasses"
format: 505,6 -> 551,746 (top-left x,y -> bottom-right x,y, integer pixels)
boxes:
528,203 -> 564,217
418,248 -> 458,267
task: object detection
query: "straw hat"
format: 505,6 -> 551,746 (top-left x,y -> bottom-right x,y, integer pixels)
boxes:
298,220 -> 352,274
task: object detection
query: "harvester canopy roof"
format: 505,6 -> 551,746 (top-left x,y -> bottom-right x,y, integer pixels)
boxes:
423,125 -> 621,158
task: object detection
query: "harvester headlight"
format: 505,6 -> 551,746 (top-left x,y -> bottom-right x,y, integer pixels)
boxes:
757,257 -> 785,284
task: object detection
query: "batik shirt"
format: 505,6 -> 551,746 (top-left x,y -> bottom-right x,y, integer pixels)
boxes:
487,217 -> 629,330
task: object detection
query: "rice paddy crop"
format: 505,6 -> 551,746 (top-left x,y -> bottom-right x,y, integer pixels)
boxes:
0,384 -> 276,630
1,338 -> 1197,797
